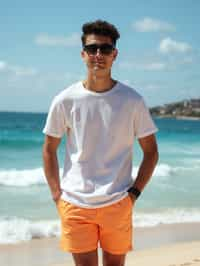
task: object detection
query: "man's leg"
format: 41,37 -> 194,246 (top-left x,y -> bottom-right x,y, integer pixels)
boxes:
98,196 -> 133,265
102,250 -> 126,266
72,249 -> 98,266
56,199 -> 99,265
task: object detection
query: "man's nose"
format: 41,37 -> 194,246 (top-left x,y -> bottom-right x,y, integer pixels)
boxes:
96,48 -> 103,56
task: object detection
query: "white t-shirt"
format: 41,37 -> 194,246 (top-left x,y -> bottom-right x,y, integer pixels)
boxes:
43,81 -> 158,208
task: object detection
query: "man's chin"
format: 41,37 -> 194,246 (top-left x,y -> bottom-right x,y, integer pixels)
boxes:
92,65 -> 106,71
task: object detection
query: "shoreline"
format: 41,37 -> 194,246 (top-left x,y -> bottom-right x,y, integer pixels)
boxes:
1,222 -> 200,266
154,115 -> 200,121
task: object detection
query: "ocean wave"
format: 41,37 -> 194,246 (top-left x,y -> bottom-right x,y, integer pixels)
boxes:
135,208 -> 200,227
1,208 -> 200,244
0,218 -> 60,244
0,168 -> 47,186
0,163 -> 191,187
132,163 -> 173,178
153,163 -> 173,177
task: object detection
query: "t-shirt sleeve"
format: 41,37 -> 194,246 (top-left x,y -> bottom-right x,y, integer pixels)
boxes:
43,96 -> 68,138
134,98 -> 158,139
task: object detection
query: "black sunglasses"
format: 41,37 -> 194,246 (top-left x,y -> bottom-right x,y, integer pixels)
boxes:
83,43 -> 115,55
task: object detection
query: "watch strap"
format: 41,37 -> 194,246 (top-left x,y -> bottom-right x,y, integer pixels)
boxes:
127,186 -> 141,199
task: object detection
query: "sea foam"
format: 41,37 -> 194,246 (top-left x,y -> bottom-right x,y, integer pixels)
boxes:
0,163 -> 185,187
0,168 -> 47,186
0,218 -> 59,244
0,164 -> 173,187
1,208 -> 200,244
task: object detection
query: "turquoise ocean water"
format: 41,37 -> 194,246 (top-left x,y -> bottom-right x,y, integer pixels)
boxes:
0,111 -> 200,244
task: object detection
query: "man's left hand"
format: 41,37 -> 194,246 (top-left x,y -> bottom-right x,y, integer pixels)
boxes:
128,192 -> 136,205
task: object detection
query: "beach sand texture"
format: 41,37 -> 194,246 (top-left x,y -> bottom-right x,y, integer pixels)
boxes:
126,242 -> 200,266
1,223 -> 200,266
3,241 -> 199,266
51,242 -> 200,266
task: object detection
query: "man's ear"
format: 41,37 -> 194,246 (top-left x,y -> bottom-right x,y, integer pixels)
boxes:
81,50 -> 87,63
81,50 -> 85,59
113,49 -> 118,60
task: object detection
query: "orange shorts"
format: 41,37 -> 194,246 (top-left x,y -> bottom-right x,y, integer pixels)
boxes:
56,195 -> 133,254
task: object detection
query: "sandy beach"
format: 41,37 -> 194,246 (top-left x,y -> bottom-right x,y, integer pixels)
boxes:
1,222 -> 200,266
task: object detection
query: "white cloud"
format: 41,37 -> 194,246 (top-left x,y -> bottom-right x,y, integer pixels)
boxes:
35,32 -> 80,47
0,60 -> 37,76
119,61 -> 133,69
0,61 -> 7,71
159,37 -> 192,54
10,66 -> 37,76
181,56 -> 193,64
141,62 -> 166,71
144,84 -> 160,91
120,61 -> 166,71
133,17 -> 175,32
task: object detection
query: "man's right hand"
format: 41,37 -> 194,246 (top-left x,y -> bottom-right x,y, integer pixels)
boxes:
53,190 -> 62,204
43,135 -> 62,205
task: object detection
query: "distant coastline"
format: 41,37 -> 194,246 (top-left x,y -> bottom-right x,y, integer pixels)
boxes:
1,98 -> 200,121
153,115 -> 200,121
150,98 -> 200,120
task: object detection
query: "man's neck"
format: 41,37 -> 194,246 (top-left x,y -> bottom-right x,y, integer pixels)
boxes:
83,73 -> 116,93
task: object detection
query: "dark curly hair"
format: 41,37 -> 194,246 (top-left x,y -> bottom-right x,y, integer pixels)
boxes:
81,19 -> 120,47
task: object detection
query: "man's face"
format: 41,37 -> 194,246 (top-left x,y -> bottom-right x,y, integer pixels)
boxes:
81,34 -> 118,76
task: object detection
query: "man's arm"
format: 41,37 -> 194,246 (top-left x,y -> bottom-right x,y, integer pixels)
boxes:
129,134 -> 159,202
42,135 -> 62,203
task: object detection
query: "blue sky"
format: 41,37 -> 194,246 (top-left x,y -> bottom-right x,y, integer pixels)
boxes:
0,0 -> 199,112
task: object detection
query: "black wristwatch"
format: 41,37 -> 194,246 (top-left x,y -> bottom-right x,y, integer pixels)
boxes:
127,186 -> 141,199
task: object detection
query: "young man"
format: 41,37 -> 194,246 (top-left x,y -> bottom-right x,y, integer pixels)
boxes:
43,20 -> 159,266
